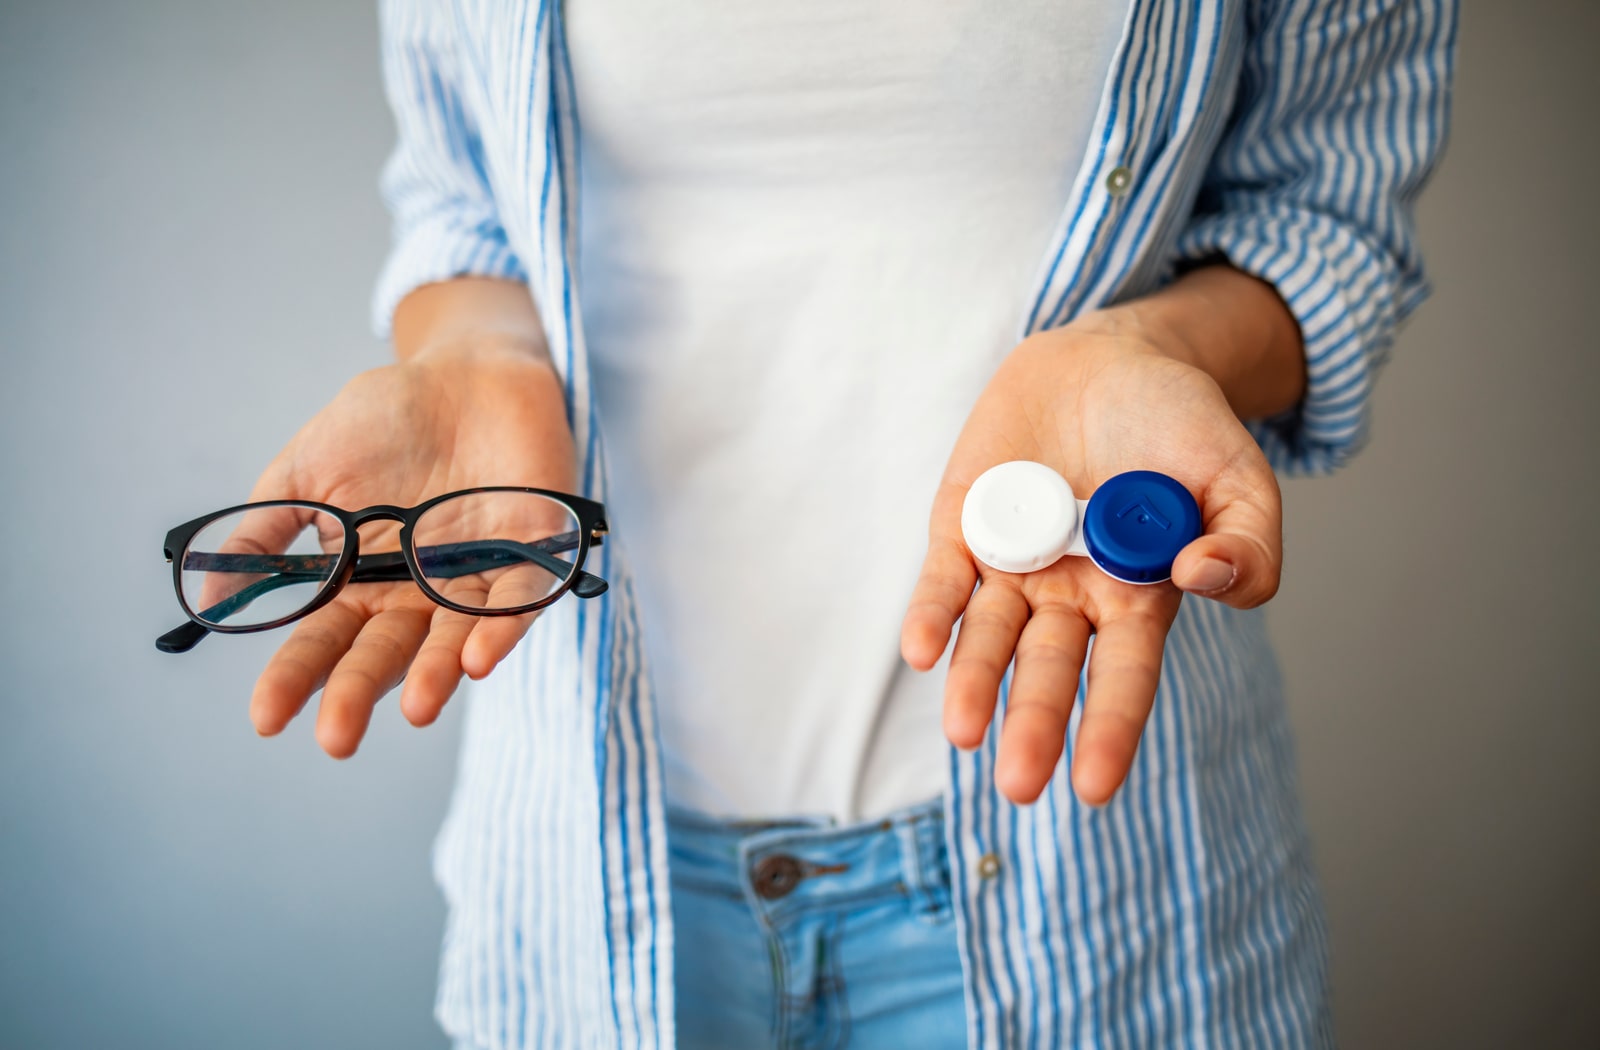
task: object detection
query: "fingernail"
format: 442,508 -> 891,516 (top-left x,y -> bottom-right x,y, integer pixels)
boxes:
1187,557 -> 1235,593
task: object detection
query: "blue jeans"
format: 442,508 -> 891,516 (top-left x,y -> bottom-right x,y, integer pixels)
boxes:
669,797 -> 967,1049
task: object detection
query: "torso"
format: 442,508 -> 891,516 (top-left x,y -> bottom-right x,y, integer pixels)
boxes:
567,0 -> 1130,820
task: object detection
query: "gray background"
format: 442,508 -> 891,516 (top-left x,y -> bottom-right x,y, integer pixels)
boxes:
0,1 -> 1593,1047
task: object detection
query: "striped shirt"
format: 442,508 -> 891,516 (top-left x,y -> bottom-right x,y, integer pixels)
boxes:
372,1 -> 1456,1046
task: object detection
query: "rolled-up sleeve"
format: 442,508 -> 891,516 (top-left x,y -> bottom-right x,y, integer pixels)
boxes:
371,0 -> 527,337
1174,0 -> 1457,474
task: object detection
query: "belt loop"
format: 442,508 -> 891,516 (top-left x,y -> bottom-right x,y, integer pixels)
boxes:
895,807 -> 951,922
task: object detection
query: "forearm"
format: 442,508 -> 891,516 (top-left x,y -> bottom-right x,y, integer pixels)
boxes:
1092,263 -> 1308,420
391,276 -> 553,367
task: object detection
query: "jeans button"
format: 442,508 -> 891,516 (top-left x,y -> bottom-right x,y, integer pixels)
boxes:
751,854 -> 804,900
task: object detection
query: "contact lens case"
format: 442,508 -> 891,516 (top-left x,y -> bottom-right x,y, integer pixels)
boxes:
960,461 -> 1202,584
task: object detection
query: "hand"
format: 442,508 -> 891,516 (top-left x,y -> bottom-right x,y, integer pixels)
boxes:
901,312 -> 1284,806
245,339 -> 575,757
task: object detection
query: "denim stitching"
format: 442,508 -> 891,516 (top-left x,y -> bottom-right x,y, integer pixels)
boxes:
768,916 -> 791,1047
822,914 -> 851,1049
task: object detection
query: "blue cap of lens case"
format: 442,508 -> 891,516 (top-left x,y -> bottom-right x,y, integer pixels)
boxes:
1081,470 -> 1203,583
960,462 -> 1202,584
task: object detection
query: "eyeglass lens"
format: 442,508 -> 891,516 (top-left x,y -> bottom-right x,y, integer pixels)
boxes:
411,490 -> 582,611
180,504 -> 347,628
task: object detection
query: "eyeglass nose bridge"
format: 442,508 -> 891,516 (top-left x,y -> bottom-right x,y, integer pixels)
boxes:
348,505 -> 410,528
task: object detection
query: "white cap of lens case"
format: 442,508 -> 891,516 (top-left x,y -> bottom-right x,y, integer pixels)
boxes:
960,460 -> 1203,584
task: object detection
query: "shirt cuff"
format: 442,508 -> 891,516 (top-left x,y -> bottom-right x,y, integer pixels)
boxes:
1174,207 -> 1430,477
371,211 -> 528,339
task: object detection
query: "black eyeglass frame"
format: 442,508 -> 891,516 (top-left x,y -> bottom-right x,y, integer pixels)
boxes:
157,487 -> 609,654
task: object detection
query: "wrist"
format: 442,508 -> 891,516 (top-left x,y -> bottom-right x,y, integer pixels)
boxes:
408,332 -> 557,374
1019,302 -> 1191,382
1066,298 -> 1202,369
1061,265 -> 1305,418
392,275 -> 553,369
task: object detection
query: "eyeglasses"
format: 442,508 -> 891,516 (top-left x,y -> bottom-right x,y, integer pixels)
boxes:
156,487 -> 609,654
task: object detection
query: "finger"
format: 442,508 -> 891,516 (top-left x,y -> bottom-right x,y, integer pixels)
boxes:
460,556 -> 566,678
487,560 -> 563,609
902,478 -> 979,671
942,579 -> 1028,751
462,610 -> 537,680
1071,606 -> 1175,806
902,541 -> 975,671
245,453 -> 293,503
994,603 -> 1092,805
421,556 -> 550,682
250,601 -> 365,737
401,606 -> 475,727
1172,459 -> 1282,609
316,607 -> 432,758
196,504 -> 317,611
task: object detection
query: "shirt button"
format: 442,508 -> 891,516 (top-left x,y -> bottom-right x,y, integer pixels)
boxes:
977,853 -> 1002,880
1105,165 -> 1134,197
751,854 -> 804,900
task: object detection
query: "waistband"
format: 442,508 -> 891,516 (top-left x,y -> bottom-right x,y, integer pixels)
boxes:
666,797 -> 950,924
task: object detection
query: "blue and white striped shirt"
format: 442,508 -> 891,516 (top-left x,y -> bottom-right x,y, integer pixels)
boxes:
372,1 -> 1456,1046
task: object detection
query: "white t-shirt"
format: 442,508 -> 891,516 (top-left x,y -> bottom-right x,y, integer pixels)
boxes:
567,1 -> 1129,822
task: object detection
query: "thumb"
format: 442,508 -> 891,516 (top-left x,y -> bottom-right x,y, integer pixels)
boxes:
1170,461 -> 1283,609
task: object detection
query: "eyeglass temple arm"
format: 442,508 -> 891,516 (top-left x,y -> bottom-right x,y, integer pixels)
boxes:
156,620 -> 210,654
156,568 -> 332,654
176,540 -> 603,626
352,535 -> 608,597
156,533 -> 606,654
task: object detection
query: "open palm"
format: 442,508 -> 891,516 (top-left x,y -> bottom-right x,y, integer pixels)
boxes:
902,322 -> 1283,806
245,343 -> 576,757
